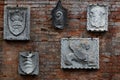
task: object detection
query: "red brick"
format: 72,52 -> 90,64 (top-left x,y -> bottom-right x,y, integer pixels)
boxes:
0,0 -> 120,80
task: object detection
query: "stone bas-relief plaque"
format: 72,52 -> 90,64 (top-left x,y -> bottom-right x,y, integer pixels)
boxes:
4,6 -> 30,40
19,52 -> 39,75
61,38 -> 99,69
52,0 -> 67,29
87,4 -> 108,31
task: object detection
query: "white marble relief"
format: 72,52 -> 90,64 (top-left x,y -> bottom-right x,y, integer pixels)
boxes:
61,38 -> 99,69
19,52 -> 39,75
87,4 -> 108,31
4,6 -> 30,40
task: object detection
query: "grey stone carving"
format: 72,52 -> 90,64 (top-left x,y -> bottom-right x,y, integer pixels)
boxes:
61,38 -> 99,69
52,0 -> 67,29
4,6 -> 30,40
19,52 -> 39,75
87,4 -> 108,31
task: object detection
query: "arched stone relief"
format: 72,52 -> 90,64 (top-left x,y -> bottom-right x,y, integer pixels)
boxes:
18,52 -> 39,75
4,6 -> 30,40
61,38 -> 99,69
51,0 -> 67,29
87,4 -> 108,31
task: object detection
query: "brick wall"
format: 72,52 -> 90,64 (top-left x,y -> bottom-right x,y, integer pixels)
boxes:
0,0 -> 120,80
0,0 -> 4,80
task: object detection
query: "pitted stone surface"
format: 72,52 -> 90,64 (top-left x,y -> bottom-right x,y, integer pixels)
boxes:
18,52 -> 39,75
51,0 -> 67,29
87,4 -> 108,31
4,6 -> 30,40
61,38 -> 99,69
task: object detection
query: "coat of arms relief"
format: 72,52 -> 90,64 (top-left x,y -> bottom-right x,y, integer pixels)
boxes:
4,6 -> 30,40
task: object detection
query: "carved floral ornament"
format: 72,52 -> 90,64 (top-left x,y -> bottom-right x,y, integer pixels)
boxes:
52,0 -> 67,29
19,52 -> 39,75
87,4 -> 108,31
4,6 -> 30,40
61,38 -> 99,69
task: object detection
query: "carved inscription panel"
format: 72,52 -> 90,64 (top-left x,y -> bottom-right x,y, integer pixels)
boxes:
61,38 -> 99,69
52,0 -> 67,29
19,52 -> 39,75
4,6 -> 30,40
87,4 -> 108,31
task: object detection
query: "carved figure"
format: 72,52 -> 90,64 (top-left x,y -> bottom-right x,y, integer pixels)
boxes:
61,38 -> 99,69
52,0 -> 67,29
87,4 -> 108,31
64,43 -> 90,66
19,52 -> 39,75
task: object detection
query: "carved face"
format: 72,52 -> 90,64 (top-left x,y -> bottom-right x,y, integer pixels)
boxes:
90,6 -> 106,28
8,10 -> 25,36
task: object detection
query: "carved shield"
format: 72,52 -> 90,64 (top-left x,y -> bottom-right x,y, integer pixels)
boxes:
19,52 -> 37,75
52,0 -> 67,29
87,4 -> 108,31
8,9 -> 26,36
89,6 -> 106,28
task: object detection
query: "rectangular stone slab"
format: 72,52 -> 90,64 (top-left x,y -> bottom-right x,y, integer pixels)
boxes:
61,38 -> 99,69
18,52 -> 39,75
87,4 -> 108,31
4,6 -> 30,40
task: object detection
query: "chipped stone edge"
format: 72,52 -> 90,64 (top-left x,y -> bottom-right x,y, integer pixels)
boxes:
4,6 -> 30,40
87,4 -> 108,32
61,38 -> 99,69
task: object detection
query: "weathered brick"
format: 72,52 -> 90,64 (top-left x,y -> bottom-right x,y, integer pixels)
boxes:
0,0 -> 120,80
